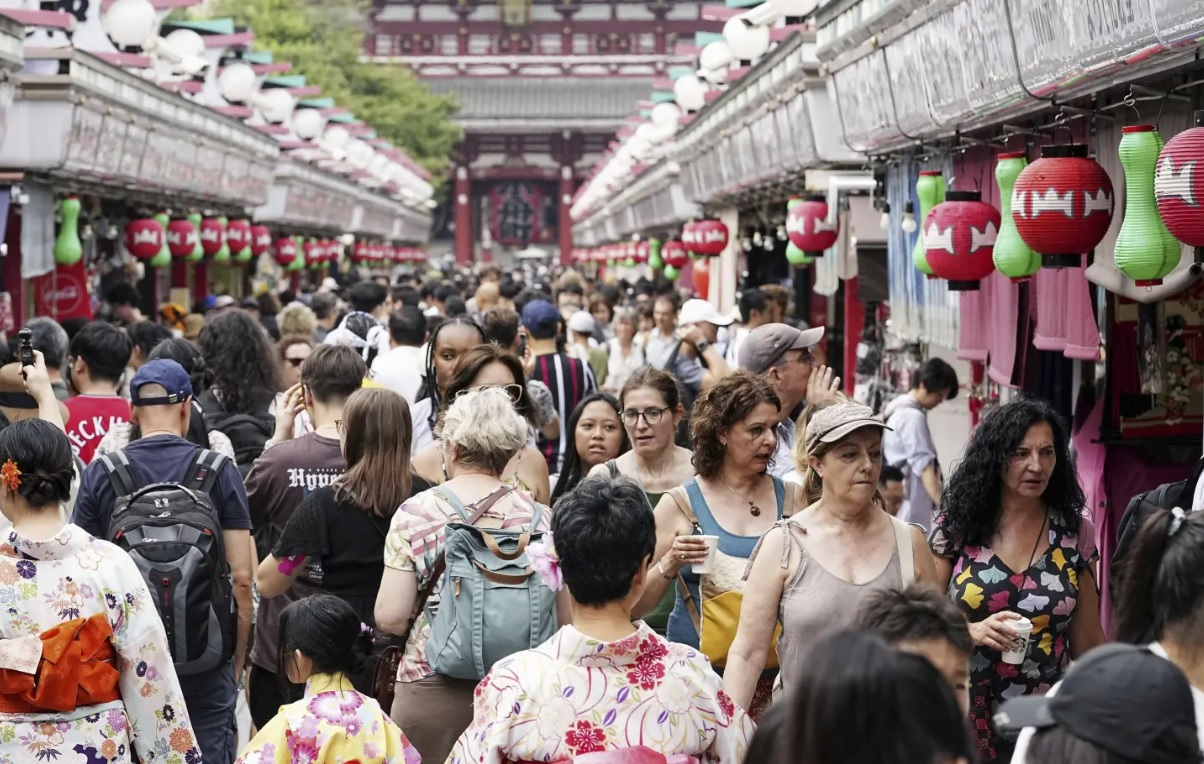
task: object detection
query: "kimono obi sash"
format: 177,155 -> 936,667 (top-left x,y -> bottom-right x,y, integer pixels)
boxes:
0,613 -> 120,714
511,750 -> 701,764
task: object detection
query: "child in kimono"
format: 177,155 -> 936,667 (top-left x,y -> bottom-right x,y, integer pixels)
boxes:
235,593 -> 420,764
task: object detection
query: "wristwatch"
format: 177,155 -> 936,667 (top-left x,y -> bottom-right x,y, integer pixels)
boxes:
695,340 -> 711,354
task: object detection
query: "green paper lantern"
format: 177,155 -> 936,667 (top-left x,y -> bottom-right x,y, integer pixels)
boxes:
54,197 -> 83,266
186,212 -> 204,262
993,152 -> 1040,281
212,217 -> 231,263
649,238 -> 663,270
290,236 -> 305,271
1116,125 -> 1181,287
786,241 -> 813,266
663,265 -> 680,281
913,171 -> 946,276
150,212 -> 171,268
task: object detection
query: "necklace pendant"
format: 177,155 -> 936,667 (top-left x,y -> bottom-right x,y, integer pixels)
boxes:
749,504 -> 761,517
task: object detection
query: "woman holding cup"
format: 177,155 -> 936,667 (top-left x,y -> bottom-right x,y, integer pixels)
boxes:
930,398 -> 1103,761
636,371 -> 803,718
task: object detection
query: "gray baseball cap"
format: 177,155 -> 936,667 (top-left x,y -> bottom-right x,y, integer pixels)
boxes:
739,323 -> 825,373
804,402 -> 891,453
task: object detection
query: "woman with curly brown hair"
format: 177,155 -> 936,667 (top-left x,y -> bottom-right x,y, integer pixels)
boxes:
634,370 -> 805,719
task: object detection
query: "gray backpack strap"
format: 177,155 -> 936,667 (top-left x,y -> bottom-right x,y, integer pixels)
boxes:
182,449 -> 227,496
432,487 -> 471,522
99,450 -> 140,498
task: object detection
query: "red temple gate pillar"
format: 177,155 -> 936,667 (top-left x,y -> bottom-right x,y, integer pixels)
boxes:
559,165 -> 574,266
454,165 -> 473,265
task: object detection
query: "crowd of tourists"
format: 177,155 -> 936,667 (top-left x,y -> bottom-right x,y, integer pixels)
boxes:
0,263 -> 1200,764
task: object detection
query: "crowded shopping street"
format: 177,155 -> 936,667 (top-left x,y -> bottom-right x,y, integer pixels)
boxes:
1,0 -> 1204,763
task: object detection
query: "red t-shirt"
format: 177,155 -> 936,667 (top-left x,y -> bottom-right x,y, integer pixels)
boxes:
64,395 -> 131,464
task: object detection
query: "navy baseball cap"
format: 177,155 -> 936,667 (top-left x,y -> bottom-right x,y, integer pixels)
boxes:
130,359 -> 193,406
521,300 -> 560,331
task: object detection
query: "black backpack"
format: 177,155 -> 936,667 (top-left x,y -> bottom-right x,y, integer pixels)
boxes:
197,390 -> 273,477
99,448 -> 236,675
1110,459 -> 1203,602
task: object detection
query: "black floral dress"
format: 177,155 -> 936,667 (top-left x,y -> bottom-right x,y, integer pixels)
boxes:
930,509 -> 1098,761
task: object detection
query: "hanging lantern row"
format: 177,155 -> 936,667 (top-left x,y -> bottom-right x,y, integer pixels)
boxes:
349,242 -> 429,265
125,215 -> 264,266
682,219 -> 730,257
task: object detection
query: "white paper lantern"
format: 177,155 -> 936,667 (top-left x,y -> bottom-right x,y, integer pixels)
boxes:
635,122 -> 661,144
322,125 -> 351,153
217,62 -> 257,103
768,0 -> 818,16
699,40 -> 733,72
674,74 -> 706,112
370,153 -> 392,181
699,65 -> 729,85
347,140 -> 374,171
256,88 -> 295,124
103,0 -> 158,48
292,108 -> 325,140
723,17 -> 771,60
650,102 -> 681,129
164,28 -> 205,58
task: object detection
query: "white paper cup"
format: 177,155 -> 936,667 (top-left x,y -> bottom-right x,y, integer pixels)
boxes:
693,535 -> 720,575
1001,616 -> 1033,665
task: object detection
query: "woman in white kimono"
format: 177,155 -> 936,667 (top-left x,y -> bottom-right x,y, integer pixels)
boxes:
0,414 -> 199,763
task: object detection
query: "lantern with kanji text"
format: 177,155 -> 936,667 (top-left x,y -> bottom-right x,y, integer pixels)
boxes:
786,196 -> 838,256
250,225 -> 272,257
692,219 -> 729,257
200,218 -> 225,259
125,218 -> 163,260
227,219 -> 252,262
1012,144 -> 1114,268
274,237 -> 298,267
1156,110 -> 1204,265
166,218 -> 197,260
923,191 -> 1001,290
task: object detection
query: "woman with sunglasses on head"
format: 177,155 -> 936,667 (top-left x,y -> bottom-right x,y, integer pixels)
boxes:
411,344 -> 551,505
587,366 -> 694,635
550,392 -> 628,503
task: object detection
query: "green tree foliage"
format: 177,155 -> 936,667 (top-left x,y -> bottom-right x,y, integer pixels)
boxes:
206,0 -> 461,182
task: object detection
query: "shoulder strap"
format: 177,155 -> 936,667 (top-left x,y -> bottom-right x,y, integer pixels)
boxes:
99,450 -> 140,498
667,484 -> 698,527
891,515 -> 915,584
182,449 -> 227,495
433,484 -> 514,526
661,338 -> 682,372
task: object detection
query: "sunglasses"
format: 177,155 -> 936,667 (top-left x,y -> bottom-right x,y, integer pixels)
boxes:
285,357 -> 307,368
455,383 -> 524,404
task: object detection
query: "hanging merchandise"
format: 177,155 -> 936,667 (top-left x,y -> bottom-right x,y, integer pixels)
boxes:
200,217 -> 225,259
692,219 -> 729,257
250,225 -> 272,258
186,212 -> 205,262
150,212 -> 171,268
125,218 -> 164,261
227,219 -> 253,263
166,218 -> 198,259
1012,144 -> 1114,268
213,217 -> 232,263
1156,109 -> 1204,265
785,241 -> 814,266
274,237 -> 298,267
923,190 -> 1001,291
1116,125 -> 1181,286
648,238 -> 663,270
693,263 -> 710,296
54,197 -> 83,266
786,196 -> 838,256
912,172 -> 946,277
993,152 -> 1040,281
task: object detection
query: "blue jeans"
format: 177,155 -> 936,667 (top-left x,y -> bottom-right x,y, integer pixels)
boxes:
178,661 -> 238,764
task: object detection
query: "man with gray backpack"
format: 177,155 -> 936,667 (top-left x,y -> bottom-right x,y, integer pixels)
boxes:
73,359 -> 253,764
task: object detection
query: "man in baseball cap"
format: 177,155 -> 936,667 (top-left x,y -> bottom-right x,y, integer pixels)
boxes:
1000,643 -> 1203,763
739,323 -> 842,478
672,298 -> 733,396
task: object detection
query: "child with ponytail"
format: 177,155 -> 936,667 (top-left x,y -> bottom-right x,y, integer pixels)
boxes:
235,593 -> 420,764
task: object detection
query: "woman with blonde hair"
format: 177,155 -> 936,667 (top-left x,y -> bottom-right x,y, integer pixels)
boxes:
723,401 -> 939,712
375,386 -> 570,762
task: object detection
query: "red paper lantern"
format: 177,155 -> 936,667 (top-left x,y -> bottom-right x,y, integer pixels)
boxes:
1012,144 -> 1114,268
923,191 -> 1001,291
250,225 -> 272,257
681,221 -> 698,255
165,219 -> 197,260
125,218 -> 163,260
692,219 -> 729,257
273,238 -> 298,267
225,219 -> 252,254
199,218 -> 225,257
635,241 -> 650,264
662,240 -> 689,269
304,240 -> 322,266
786,195 -> 839,255
1156,110 -> 1204,260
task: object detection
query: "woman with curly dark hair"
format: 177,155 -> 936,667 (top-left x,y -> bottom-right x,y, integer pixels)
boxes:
930,397 -> 1103,761
634,370 -> 804,719
196,309 -> 279,474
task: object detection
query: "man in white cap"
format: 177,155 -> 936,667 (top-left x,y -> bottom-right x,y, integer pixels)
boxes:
739,323 -> 842,478
671,298 -> 733,396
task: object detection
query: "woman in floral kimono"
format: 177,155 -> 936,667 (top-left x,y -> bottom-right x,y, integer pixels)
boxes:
0,416 -> 200,763
448,473 -> 753,764
235,593 -> 419,764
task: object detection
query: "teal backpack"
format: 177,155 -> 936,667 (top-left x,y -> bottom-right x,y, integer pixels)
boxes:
424,485 -> 559,680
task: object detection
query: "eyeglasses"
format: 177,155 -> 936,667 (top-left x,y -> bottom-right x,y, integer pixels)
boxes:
285,357 -> 306,368
621,407 -> 671,427
455,383 -> 524,405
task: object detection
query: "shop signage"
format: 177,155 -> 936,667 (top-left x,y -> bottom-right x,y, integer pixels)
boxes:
34,261 -> 90,321
918,12 -> 972,128
832,52 -> 898,152
957,0 -> 1025,115
1153,0 -> 1204,48
883,32 -> 936,138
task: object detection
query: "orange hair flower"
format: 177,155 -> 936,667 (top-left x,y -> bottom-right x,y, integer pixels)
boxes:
1,459 -> 20,492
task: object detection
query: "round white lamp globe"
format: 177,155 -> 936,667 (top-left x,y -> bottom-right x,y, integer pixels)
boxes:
650,102 -> 681,129
103,0 -> 158,48
699,40 -> 733,72
217,61 -> 257,103
257,88 -> 296,124
164,28 -> 206,58
723,17 -> 771,60
322,125 -> 351,153
674,74 -> 706,112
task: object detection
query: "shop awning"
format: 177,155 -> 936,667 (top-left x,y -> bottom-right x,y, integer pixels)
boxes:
425,77 -> 653,132
573,158 -> 700,242
0,48 -> 278,209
